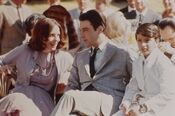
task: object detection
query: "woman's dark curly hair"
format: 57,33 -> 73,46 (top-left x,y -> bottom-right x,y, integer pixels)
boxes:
28,17 -> 65,51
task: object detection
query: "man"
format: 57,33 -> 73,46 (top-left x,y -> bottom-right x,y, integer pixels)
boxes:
69,0 -> 93,50
0,0 -> 32,54
158,17 -> 175,64
51,10 -> 132,116
135,0 -> 161,25
119,0 -> 137,19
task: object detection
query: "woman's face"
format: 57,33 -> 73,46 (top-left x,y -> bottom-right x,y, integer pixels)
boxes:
136,34 -> 157,58
43,25 -> 60,53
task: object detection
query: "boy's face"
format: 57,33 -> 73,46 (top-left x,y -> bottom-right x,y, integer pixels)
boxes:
136,34 -> 157,58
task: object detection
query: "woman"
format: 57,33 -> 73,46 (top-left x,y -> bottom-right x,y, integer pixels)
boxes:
0,17 -> 73,116
114,23 -> 175,116
43,4 -> 80,55
105,12 -> 138,60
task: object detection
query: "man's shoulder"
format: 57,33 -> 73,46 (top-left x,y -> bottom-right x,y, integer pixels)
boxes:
107,42 -> 128,53
119,6 -> 128,13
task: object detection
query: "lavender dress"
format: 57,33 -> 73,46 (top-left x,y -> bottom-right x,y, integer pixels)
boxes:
0,44 -> 73,116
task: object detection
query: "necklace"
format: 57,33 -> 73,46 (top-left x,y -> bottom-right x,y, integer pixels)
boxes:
35,52 -> 55,77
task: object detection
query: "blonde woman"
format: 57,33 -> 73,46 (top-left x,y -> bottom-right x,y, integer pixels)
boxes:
105,12 -> 138,60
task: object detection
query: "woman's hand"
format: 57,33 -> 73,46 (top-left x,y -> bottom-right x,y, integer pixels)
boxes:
56,83 -> 66,94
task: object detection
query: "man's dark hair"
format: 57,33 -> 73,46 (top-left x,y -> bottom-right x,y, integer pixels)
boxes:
79,10 -> 105,30
158,18 -> 175,31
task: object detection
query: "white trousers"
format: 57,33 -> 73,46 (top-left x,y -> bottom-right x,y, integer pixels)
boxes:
51,90 -> 114,116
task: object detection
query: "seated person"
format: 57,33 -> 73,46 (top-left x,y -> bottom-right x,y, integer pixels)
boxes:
50,10 -> 132,116
158,17 -> 175,64
114,23 -> 175,116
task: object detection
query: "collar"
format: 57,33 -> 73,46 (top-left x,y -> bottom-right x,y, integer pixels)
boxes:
91,35 -> 109,53
140,48 -> 160,68
128,6 -> 136,12
9,0 -> 22,8
137,8 -> 148,16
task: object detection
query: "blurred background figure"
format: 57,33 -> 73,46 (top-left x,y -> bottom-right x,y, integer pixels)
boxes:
105,12 -> 138,60
0,0 -> 7,5
119,0 -> 137,19
162,0 -> 175,18
24,13 -> 46,43
158,17 -> 175,63
69,0 -> 93,50
95,0 -> 114,19
43,4 -> 80,55
48,0 -> 60,6
135,0 -> 161,24
0,0 -> 32,54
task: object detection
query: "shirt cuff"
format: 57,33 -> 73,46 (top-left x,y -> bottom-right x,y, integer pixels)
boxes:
170,52 -> 175,64
120,100 -> 131,110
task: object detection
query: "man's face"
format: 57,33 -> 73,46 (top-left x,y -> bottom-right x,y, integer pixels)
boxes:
127,0 -> 136,8
136,34 -> 157,58
80,20 -> 100,47
160,26 -> 175,48
135,0 -> 145,12
76,0 -> 91,11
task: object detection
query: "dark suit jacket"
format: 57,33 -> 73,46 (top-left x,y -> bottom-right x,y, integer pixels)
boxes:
119,6 -> 137,19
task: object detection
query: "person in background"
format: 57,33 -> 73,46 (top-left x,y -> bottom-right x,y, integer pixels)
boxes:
43,3 -> 80,55
158,17 -> 175,64
0,0 -> 32,54
47,0 -> 60,6
114,23 -> 175,116
0,0 -> 7,4
135,0 -> 161,27
51,10 -> 132,116
119,0 -> 137,19
162,0 -> 175,18
95,0 -> 114,19
105,12 -> 138,60
69,0 -> 93,50
0,17 -> 73,116
24,13 -> 46,43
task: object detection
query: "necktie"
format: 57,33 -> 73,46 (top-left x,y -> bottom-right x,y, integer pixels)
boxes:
17,6 -> 21,21
139,14 -> 143,26
89,48 -> 98,78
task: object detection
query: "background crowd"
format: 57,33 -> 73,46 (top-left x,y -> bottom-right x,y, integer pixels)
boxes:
0,0 -> 175,116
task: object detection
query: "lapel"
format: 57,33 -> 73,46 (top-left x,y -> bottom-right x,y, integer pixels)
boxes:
84,48 -> 92,79
143,48 -> 159,79
136,56 -> 145,90
95,43 -> 116,77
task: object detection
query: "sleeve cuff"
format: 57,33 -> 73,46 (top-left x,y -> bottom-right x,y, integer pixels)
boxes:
170,53 -> 175,64
120,100 -> 131,110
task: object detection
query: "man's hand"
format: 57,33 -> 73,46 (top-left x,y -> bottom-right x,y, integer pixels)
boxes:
158,42 -> 175,54
126,103 -> 140,116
